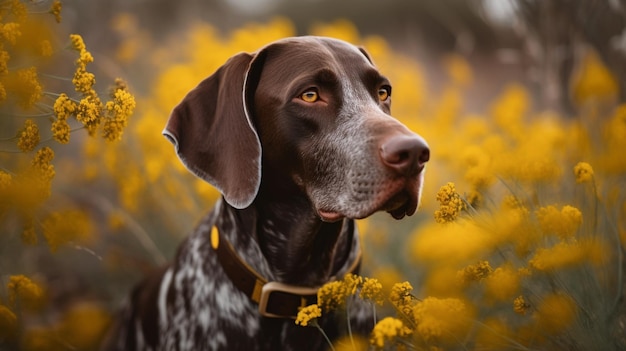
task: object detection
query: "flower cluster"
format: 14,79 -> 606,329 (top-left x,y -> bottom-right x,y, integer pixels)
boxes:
434,182 -> 466,223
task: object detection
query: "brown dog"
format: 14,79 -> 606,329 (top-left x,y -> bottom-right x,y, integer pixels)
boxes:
103,36 -> 429,351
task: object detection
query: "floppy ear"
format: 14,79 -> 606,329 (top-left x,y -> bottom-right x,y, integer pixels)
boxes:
163,52 -> 263,209
358,47 -> 374,64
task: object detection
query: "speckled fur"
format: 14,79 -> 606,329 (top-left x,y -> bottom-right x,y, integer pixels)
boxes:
102,37 -> 427,351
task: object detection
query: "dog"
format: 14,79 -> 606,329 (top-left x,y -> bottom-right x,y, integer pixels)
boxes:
102,36 -> 429,351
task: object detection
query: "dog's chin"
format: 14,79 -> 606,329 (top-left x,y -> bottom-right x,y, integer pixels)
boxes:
317,178 -> 423,222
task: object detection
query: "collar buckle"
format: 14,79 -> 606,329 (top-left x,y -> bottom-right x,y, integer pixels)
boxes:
258,281 -> 319,318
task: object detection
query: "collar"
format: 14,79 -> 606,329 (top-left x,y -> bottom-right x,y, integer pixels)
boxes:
210,224 -> 361,319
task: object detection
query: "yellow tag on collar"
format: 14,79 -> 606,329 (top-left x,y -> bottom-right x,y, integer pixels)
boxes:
210,225 -> 219,250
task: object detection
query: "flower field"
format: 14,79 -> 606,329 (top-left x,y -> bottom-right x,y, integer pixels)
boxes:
0,1 -> 625,350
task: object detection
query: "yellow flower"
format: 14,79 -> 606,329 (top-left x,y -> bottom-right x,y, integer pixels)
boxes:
103,86 -> 136,141
0,50 -> 10,75
571,49 -> 618,106
42,209 -> 93,252
534,293 -> 577,333
51,118 -> 71,144
1,22 -> 21,45
49,0 -> 62,23
75,95 -> 102,128
434,182 -> 466,223
0,170 -> 12,191
317,280 -> 348,312
73,69 -> 96,95
69,34 -> 87,53
343,273 -> 362,295
17,119 -> 40,152
513,295 -> 530,315
535,204 -> 582,239
334,335 -> 369,351
359,277 -> 384,305
16,67 -> 43,108
412,297 -> 470,341
0,304 -> 17,338
444,54 -> 473,87
370,317 -> 411,348
295,304 -> 322,327
483,265 -> 520,301
573,162 -> 594,183
8,275 -> 44,309
457,260 -> 492,283
389,281 -> 415,317
57,302 -> 112,350
32,146 -> 55,182
21,217 -> 37,245
40,39 -> 53,57
528,239 -> 605,272
0,82 -> 6,103
53,93 -> 77,120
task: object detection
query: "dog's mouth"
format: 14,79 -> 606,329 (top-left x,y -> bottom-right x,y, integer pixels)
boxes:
317,174 -> 422,222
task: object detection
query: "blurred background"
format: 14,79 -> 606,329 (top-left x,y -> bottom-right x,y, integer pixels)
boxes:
1,0 -> 625,349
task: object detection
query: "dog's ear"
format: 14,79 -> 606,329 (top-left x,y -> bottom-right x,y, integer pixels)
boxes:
163,52 -> 264,209
358,47 -> 374,64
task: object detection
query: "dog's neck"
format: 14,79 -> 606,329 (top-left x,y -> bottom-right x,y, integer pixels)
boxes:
248,179 -> 354,287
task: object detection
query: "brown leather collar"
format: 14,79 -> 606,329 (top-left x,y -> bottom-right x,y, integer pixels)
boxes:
210,225 -> 361,319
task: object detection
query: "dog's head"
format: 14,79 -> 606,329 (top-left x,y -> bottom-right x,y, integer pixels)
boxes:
164,36 -> 429,221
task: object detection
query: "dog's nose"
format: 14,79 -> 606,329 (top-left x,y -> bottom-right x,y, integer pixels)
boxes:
380,135 -> 430,175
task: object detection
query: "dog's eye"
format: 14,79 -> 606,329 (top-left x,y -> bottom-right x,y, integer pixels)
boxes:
300,90 -> 319,103
378,86 -> 391,101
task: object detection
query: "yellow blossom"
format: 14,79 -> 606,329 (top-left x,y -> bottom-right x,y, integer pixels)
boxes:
69,33 -> 86,53
0,82 -> 6,103
573,162 -> 594,183
40,39 -> 53,57
8,275 -> 44,309
17,119 -> 40,152
0,50 -> 10,75
513,295 -> 530,315
317,280 -> 349,312
53,93 -> 77,119
73,69 -> 96,94
534,293 -> 577,333
0,170 -> 11,191
535,204 -> 582,239
359,277 -> 384,305
49,0 -> 62,23
103,86 -> 136,141
21,217 -> 37,245
457,260 -> 492,283
389,281 -> 415,317
334,335 -> 369,351
51,118 -> 71,144
434,182 -> 466,223
571,49 -> 618,106
75,95 -> 102,128
32,146 -> 55,182
1,22 -> 21,45
483,265 -> 520,301
57,302 -> 112,350
343,273 -> 362,295
529,239 -> 605,272
42,209 -> 94,252
295,304 -> 322,327
12,67 -> 43,108
370,317 -> 411,348
412,297 -> 471,341
444,54 -> 473,87
0,304 -> 17,338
